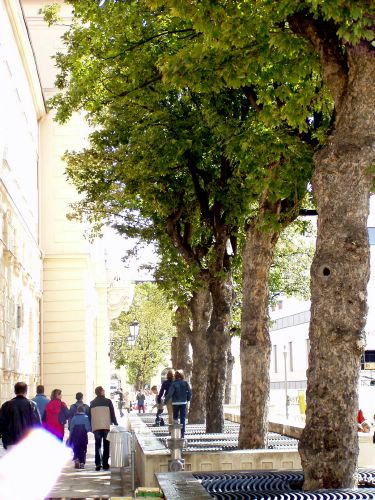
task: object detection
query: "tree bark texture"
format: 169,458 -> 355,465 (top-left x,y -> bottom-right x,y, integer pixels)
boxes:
172,306 -> 192,382
188,287 -> 212,424
206,274 -> 233,433
224,347 -> 235,405
239,223 -> 280,448
299,47 -> 375,490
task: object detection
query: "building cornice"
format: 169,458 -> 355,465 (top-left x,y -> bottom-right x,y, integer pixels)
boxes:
4,0 -> 45,119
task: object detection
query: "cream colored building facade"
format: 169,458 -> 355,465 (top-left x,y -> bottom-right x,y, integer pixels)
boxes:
0,0 -> 130,405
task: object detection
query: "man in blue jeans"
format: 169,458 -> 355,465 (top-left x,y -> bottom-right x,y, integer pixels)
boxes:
89,386 -> 118,471
165,370 -> 192,438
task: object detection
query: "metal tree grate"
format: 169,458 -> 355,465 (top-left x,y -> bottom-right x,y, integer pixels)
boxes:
137,415 -> 298,452
193,470 -> 375,499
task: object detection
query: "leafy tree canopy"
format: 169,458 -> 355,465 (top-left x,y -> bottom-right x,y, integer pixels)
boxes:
111,282 -> 175,388
45,0 -> 317,287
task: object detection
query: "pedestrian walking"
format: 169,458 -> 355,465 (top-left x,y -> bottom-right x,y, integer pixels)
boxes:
0,382 -> 41,449
44,389 -> 69,441
68,392 -> 90,429
158,370 -> 174,424
69,405 -> 91,469
151,385 -> 164,426
116,388 -> 124,417
32,385 -> 50,421
124,391 -> 130,413
165,370 -> 191,438
89,386 -> 118,471
136,390 -> 146,413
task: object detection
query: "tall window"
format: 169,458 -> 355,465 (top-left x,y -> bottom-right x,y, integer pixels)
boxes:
289,341 -> 293,372
273,345 -> 278,373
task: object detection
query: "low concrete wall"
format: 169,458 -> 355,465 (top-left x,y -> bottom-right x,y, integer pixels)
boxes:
225,410 -> 375,469
130,415 -> 301,487
131,412 -> 375,487
224,411 -> 303,440
358,433 -> 375,467
138,444 -> 301,487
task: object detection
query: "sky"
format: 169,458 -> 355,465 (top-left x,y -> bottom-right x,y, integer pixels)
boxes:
102,227 -> 157,282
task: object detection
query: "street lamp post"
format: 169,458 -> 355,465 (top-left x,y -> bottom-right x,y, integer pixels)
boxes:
128,320 -> 139,348
283,345 -> 289,421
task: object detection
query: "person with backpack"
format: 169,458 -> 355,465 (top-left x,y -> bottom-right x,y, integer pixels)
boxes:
0,382 -> 41,449
68,392 -> 90,429
44,389 -> 69,441
69,405 -> 91,469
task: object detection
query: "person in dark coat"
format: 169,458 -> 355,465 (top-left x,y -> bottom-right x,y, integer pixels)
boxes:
0,382 -> 41,449
158,370 -> 174,424
165,370 -> 192,438
69,405 -> 91,469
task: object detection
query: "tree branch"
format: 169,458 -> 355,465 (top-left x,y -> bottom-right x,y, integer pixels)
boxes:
243,85 -> 262,113
185,152 -> 211,223
166,205 -> 201,269
287,11 -> 348,108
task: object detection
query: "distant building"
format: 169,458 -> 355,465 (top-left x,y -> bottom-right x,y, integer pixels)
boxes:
0,0 -> 132,404
230,197 -> 375,417
267,198 -> 375,418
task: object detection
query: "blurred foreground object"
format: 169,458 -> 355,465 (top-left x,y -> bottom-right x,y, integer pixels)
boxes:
0,429 -> 70,500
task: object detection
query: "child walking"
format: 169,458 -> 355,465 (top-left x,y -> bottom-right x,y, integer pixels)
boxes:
151,385 -> 165,426
69,405 -> 91,469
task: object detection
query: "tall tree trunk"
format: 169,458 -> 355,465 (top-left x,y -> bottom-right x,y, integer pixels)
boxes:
298,47 -> 375,490
172,306 -> 192,381
188,286 -> 212,424
206,274 -> 233,433
239,221 -> 280,448
224,347 -> 235,405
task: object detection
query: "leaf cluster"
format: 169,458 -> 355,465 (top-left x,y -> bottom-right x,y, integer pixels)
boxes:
111,282 -> 175,386
47,0 -> 327,307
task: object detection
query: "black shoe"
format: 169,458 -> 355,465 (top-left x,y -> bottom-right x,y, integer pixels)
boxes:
95,466 -> 101,471
103,465 -> 110,470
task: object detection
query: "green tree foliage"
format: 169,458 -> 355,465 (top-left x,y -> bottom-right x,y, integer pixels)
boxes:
152,0 -> 375,488
44,0 -> 319,434
111,283 -> 175,388
270,220 -> 315,303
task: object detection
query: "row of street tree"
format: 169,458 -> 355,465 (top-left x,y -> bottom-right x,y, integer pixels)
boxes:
43,0 -> 375,490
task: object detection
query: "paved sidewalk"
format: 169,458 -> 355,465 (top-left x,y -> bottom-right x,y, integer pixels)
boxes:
0,412 -> 134,499
46,432 -> 133,499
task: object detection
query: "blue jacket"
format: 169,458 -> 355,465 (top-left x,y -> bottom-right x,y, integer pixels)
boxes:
157,380 -> 172,404
165,380 -> 192,405
32,394 -> 50,420
69,413 -> 91,447
70,413 -> 91,434
68,401 -> 90,429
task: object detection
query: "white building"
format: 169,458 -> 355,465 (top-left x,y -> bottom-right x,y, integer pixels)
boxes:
0,0 -> 133,405
231,196 -> 375,419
